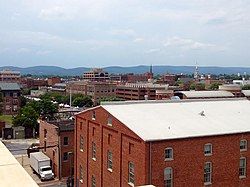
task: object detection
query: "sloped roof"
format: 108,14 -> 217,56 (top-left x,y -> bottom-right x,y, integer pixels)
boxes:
175,90 -> 234,98
0,82 -> 20,91
102,98 -> 250,141
242,90 -> 250,97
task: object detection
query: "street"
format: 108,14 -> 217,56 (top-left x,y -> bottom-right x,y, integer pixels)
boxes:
1,139 -> 67,187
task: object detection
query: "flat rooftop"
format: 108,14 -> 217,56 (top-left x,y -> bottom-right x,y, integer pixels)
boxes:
0,141 -> 38,187
102,98 -> 250,141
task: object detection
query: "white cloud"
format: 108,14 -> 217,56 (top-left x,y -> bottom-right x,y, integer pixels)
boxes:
109,29 -> 136,36
17,48 -> 31,53
133,38 -> 144,43
0,48 -> 10,54
39,6 -> 74,20
145,48 -> 161,53
164,36 -> 216,50
36,50 -> 52,55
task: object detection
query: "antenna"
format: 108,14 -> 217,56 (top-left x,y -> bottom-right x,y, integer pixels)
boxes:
199,110 -> 205,116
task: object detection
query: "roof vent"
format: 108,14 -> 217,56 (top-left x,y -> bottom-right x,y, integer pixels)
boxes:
199,110 -> 205,116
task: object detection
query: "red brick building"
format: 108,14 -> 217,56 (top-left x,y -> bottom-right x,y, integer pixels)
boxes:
0,82 -> 21,115
47,77 -> 61,86
39,120 -> 74,179
116,83 -> 169,101
74,98 -> 250,187
66,81 -> 116,105
21,77 -> 47,88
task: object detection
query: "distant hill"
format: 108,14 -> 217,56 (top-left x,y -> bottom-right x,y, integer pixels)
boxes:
0,65 -> 250,76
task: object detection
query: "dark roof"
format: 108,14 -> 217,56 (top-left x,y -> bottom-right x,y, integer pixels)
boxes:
0,83 -> 21,91
48,120 -> 74,132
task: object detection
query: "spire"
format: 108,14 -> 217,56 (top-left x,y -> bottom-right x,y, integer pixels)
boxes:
150,64 -> 153,74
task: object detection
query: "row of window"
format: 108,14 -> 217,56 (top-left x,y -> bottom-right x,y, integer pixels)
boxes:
79,161 -> 135,186
165,140 -> 248,160
164,157 -> 247,187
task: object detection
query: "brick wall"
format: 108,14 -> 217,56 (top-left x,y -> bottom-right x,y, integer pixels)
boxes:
149,133 -> 250,187
75,107 -> 147,187
40,120 -> 74,179
39,121 -> 60,177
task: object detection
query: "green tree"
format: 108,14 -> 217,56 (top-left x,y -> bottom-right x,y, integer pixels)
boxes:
189,83 -> 196,90
242,85 -> 250,90
12,106 -> 39,129
72,96 -> 93,107
20,96 -> 27,107
39,99 -> 58,120
209,82 -> 221,90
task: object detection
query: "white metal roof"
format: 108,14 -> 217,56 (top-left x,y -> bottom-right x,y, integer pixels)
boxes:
242,90 -> 250,97
176,90 -> 234,98
0,141 -> 38,187
102,99 -> 250,141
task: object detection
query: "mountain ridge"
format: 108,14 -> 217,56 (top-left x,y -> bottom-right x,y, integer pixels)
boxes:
0,65 -> 250,76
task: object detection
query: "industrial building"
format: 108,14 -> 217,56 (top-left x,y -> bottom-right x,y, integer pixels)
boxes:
74,98 -> 250,187
39,120 -> 74,179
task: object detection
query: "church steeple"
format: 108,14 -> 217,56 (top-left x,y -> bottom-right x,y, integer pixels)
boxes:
150,64 -> 153,74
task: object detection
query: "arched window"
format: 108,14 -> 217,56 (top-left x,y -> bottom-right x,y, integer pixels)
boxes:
164,167 -> 173,187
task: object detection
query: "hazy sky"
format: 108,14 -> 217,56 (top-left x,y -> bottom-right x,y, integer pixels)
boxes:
0,0 -> 250,68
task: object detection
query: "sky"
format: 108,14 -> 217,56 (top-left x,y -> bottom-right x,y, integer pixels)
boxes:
0,0 -> 250,68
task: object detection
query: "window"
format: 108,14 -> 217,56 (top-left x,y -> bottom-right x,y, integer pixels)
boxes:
92,142 -> 96,160
164,167 -> 173,187
91,175 -> 96,187
13,92 -> 18,98
80,122 -> 83,130
107,116 -> 112,126
239,157 -> 246,178
240,140 -> 247,151
63,137 -> 69,146
204,144 -> 212,156
80,135 -> 84,152
129,143 -> 134,154
204,162 -> 212,184
108,134 -> 112,145
92,111 -> 96,120
107,150 -> 113,171
79,165 -> 83,183
63,152 -> 68,161
44,129 -> 47,138
128,162 -> 135,186
165,148 -> 173,160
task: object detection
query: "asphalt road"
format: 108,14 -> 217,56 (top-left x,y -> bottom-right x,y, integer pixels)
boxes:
2,139 -> 39,155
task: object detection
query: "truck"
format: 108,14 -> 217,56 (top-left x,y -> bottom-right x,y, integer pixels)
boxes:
30,152 -> 54,180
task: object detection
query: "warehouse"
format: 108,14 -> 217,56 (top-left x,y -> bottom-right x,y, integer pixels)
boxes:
74,98 -> 250,187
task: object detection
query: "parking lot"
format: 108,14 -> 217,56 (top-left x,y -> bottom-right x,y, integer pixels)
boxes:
2,139 -> 67,187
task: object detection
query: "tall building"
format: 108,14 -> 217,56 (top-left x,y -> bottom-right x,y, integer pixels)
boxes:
66,81 -> 117,105
116,83 -> 168,100
0,69 -> 21,83
83,69 -> 109,81
74,98 -> 250,187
